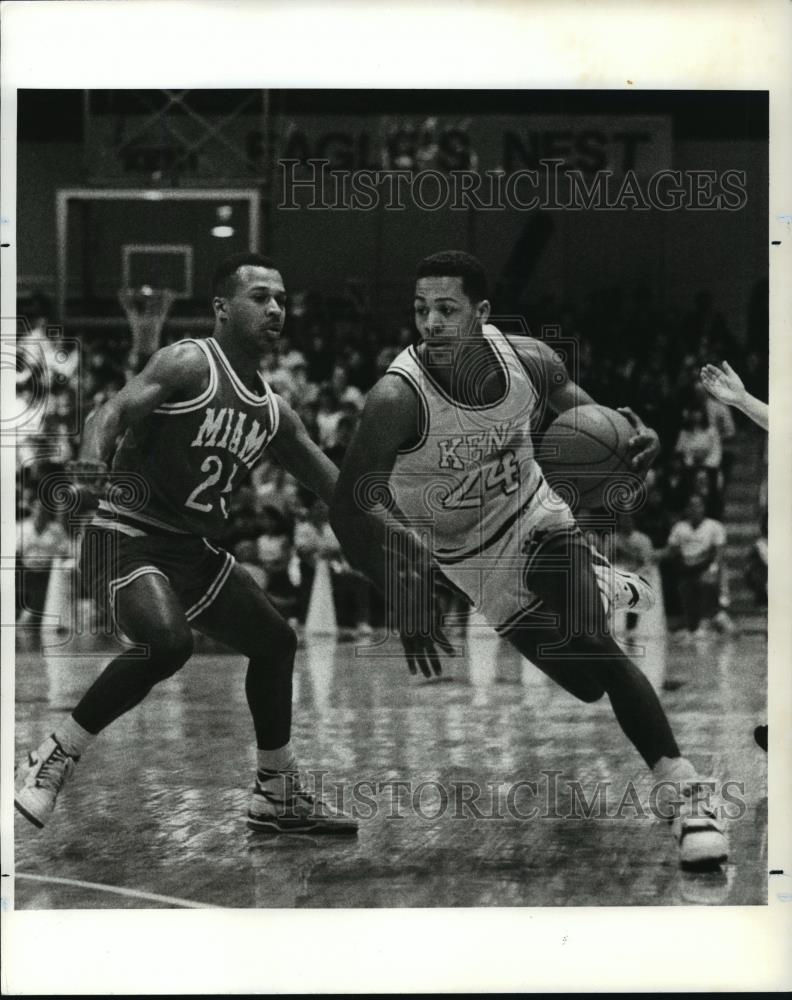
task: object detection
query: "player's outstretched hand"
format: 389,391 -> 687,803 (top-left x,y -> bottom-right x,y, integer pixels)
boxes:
618,406 -> 660,475
700,361 -> 746,408
65,458 -> 108,510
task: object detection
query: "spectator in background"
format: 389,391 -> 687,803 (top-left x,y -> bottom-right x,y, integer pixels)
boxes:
251,458 -> 300,516
259,347 -> 298,404
305,325 -> 337,383
315,383 -> 342,450
634,486 -> 673,551
658,453 -> 691,516
16,499 -> 71,627
683,290 -> 735,360
256,506 -> 300,624
675,406 -> 720,473
690,467 -> 722,520
330,364 -> 365,412
323,413 -> 359,469
294,500 -> 372,637
345,349 -> 376,392
694,379 -> 736,488
662,494 -> 728,643
283,357 -> 317,409
634,486 -> 679,624
674,406 -> 722,513
224,483 -> 265,548
234,539 -> 268,591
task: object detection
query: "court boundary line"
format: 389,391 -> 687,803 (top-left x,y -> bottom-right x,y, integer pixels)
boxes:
14,872 -> 221,909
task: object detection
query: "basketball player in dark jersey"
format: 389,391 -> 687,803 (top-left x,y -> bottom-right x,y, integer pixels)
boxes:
331,251 -> 729,868
15,253 -> 357,835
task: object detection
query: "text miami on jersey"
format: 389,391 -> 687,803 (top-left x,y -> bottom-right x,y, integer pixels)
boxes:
94,337 -> 280,540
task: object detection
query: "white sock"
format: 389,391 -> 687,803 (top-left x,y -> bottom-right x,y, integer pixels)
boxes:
53,716 -> 93,758
652,756 -> 698,783
257,744 -> 297,774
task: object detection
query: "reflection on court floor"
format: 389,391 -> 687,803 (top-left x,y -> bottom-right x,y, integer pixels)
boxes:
14,618 -> 767,908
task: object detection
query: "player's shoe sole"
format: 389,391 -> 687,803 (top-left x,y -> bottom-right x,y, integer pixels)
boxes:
14,798 -> 45,829
247,771 -> 359,836
246,812 -> 359,835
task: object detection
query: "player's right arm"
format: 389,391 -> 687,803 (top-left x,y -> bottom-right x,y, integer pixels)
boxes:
330,375 -> 422,590
508,335 -> 661,474
330,374 -> 455,676
73,341 -> 207,483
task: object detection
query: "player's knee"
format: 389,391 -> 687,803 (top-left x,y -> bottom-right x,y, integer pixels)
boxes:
574,680 -> 606,703
250,620 -> 296,669
272,621 -> 297,665
147,623 -> 194,676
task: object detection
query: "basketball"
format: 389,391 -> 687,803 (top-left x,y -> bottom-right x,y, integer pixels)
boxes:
539,404 -> 635,508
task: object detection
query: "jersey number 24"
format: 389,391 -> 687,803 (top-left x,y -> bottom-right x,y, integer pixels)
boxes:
441,450 -> 520,509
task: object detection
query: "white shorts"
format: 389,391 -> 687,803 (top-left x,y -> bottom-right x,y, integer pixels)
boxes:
435,478 -> 629,634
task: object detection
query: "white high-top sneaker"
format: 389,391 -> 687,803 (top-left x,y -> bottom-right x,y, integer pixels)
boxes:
15,736 -> 79,829
247,768 -> 359,835
591,548 -> 655,616
657,777 -> 730,869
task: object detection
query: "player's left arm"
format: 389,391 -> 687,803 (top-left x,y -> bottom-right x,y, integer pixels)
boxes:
267,395 -> 338,506
508,335 -> 660,474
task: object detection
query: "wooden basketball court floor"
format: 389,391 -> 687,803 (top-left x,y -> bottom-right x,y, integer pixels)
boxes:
12,619 -> 767,910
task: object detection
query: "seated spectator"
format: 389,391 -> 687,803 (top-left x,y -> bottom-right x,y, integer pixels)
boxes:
251,459 -> 301,516
16,499 -> 71,627
294,500 -> 372,636
316,384 -> 342,450
324,413 -> 359,469
634,487 -> 672,550
224,484 -> 265,547
255,506 -> 300,623
259,348 -> 298,403
658,454 -> 691,516
283,357 -> 318,409
675,406 -> 721,476
694,379 -> 736,487
661,494 -> 728,642
233,539 -> 268,591
330,364 -> 365,412
690,467 -> 723,520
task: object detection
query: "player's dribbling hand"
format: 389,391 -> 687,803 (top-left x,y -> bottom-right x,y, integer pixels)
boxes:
393,572 -> 458,678
399,630 -> 455,679
617,406 -> 660,475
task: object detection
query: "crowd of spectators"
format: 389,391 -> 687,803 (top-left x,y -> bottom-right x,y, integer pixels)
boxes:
15,279 -> 768,637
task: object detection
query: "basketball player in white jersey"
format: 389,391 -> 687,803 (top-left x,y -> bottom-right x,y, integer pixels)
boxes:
16,253 -> 359,836
331,251 -> 729,868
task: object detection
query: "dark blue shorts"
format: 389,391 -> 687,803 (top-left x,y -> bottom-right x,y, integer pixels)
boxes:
79,522 -> 235,623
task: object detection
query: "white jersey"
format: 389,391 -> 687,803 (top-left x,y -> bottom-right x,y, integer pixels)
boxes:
387,324 -> 546,564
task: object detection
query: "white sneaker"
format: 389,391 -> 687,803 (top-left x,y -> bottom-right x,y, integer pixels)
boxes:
592,556 -> 655,615
247,769 -> 358,835
15,736 -> 79,829
659,779 -> 729,869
